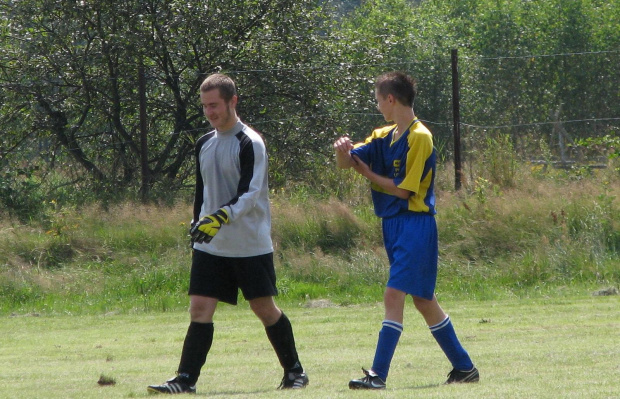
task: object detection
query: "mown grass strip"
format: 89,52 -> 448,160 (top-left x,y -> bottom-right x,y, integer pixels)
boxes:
1,295 -> 618,398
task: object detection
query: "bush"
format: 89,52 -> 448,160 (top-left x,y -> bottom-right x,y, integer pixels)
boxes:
0,168 -> 48,224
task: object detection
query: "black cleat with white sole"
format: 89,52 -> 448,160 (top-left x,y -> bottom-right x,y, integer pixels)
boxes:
349,368 -> 386,390
278,371 -> 309,389
445,367 -> 480,384
147,374 -> 196,394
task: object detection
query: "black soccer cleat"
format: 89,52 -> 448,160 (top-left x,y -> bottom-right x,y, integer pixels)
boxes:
278,371 -> 309,389
349,368 -> 386,390
147,374 -> 196,394
445,367 -> 480,384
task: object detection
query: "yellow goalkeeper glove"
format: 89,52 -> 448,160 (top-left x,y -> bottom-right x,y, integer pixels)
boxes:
190,208 -> 229,244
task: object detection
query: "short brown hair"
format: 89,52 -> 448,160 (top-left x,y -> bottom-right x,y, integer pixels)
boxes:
200,73 -> 237,102
375,71 -> 417,108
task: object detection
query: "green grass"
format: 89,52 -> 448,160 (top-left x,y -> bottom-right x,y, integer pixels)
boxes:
1,295 -> 618,398
1,117 -> 618,396
1,160 -> 619,315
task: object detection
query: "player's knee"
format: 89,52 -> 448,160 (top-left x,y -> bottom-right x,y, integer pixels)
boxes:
412,296 -> 432,313
189,297 -> 216,322
384,288 -> 405,305
250,300 -> 281,325
189,306 -> 210,322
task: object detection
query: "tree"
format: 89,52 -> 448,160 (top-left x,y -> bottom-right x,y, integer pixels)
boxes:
1,0 -> 618,213
424,0 -> 620,160
0,0 -> 336,204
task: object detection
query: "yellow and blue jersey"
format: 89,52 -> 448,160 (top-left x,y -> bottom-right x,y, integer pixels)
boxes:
351,119 -> 436,218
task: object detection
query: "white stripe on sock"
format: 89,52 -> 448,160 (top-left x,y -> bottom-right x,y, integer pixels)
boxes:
382,320 -> 404,332
429,315 -> 450,332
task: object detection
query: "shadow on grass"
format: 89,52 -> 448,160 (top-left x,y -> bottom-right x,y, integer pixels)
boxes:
194,387 -> 275,397
397,382 -> 444,390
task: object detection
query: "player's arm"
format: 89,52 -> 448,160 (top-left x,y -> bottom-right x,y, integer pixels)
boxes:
192,154 -> 204,226
351,154 -> 411,199
333,136 -> 357,169
189,136 -> 208,245
220,132 -> 265,220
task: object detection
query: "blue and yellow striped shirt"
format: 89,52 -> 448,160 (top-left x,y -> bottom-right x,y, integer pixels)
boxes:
351,119 -> 436,218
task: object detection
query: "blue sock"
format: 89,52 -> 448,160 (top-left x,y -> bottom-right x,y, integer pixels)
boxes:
430,316 -> 474,371
371,320 -> 403,381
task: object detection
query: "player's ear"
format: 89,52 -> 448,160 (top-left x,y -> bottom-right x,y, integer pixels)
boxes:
230,95 -> 238,108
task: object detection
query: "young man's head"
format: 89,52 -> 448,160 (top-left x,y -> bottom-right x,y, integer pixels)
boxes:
200,73 -> 238,131
374,71 -> 417,108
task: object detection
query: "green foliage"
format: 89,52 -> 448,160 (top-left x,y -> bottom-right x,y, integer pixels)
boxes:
576,133 -> 620,161
272,198 -> 364,254
0,0 -> 336,200
1,0 -> 620,314
566,191 -> 619,255
2,0 -> 619,206
0,168 -> 48,223
0,279 -> 44,308
1,163 -> 618,315
436,175 -> 620,299
480,133 -> 518,188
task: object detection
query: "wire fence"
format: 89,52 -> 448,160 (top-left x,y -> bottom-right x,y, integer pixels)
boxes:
3,45 -> 618,194
219,48 -> 620,173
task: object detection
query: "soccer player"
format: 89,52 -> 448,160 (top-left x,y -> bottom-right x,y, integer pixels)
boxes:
333,71 -> 479,389
148,73 -> 308,394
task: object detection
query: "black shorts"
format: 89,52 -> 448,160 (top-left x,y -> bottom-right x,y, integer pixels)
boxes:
188,250 -> 278,305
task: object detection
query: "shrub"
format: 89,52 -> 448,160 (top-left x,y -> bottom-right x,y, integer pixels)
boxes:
0,168 -> 48,223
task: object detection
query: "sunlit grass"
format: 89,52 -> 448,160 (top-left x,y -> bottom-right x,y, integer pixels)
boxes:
0,296 -> 618,398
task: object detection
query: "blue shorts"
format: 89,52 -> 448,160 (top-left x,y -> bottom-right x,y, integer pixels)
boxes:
382,213 -> 438,300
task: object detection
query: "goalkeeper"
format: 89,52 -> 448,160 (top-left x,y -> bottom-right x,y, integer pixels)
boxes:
148,73 -> 308,394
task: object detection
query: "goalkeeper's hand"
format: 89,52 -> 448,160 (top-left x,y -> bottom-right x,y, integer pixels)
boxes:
190,208 -> 229,244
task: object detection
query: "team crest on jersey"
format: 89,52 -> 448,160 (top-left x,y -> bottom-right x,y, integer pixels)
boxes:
393,159 -> 401,176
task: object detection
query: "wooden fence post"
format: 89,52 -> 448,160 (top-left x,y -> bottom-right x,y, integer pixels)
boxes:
451,49 -> 463,191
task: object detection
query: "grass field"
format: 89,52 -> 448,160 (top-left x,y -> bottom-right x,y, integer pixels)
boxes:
1,294 -> 618,399
1,159 -> 618,398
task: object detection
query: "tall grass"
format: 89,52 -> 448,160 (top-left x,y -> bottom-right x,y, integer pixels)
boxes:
1,157 -> 619,315
0,202 -> 191,314
437,156 -> 619,291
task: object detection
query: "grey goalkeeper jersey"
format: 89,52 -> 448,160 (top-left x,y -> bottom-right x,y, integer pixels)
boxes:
192,120 -> 273,257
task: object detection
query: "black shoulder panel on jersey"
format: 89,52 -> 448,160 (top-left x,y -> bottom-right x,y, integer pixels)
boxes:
193,131 -> 215,222
227,130 -> 255,206
195,131 -> 215,158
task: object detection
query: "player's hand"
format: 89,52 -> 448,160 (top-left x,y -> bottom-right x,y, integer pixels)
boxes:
190,208 -> 229,244
333,136 -> 354,153
334,136 -> 357,168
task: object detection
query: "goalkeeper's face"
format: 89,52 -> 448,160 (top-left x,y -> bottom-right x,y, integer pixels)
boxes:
201,89 -> 238,131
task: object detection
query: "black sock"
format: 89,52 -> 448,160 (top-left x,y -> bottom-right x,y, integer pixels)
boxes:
265,313 -> 303,373
177,321 -> 214,385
